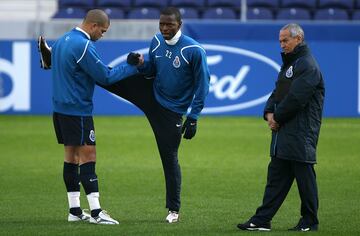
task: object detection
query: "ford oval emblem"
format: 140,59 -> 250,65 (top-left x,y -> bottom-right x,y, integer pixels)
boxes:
202,44 -> 280,114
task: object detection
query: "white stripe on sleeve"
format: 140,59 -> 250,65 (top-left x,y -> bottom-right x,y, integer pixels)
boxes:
77,40 -> 90,64
180,45 -> 206,64
151,35 -> 161,53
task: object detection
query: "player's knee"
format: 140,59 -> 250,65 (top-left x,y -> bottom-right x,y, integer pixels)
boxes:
78,145 -> 97,163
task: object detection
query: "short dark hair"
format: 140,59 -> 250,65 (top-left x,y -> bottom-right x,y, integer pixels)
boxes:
84,9 -> 109,26
160,7 -> 182,22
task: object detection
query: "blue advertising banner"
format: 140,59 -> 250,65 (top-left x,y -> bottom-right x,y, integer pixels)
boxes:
0,39 -> 359,117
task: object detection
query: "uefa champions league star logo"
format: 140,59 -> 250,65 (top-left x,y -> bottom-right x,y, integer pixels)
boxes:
173,56 -> 180,68
89,130 -> 96,142
286,66 -> 293,78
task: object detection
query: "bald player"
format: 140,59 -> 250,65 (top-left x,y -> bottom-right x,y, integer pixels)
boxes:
49,9 -> 140,225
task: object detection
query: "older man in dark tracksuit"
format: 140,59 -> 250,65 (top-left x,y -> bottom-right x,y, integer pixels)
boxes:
237,23 -> 325,232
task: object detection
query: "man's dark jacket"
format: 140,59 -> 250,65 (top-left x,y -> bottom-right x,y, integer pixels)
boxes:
264,43 -> 325,163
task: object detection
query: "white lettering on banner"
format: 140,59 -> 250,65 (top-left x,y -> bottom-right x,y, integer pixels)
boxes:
0,42 -> 31,112
208,54 -> 249,100
108,44 -> 281,114
206,54 -> 249,100
201,44 -> 280,113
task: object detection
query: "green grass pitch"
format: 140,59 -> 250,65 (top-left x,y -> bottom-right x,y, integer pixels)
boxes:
0,115 -> 359,235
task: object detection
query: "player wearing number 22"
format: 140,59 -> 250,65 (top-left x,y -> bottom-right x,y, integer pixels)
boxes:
104,7 -> 210,223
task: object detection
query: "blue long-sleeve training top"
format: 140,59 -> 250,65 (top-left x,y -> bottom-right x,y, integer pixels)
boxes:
138,32 -> 210,120
51,27 -> 138,116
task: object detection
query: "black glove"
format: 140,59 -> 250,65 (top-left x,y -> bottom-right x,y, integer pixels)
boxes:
181,117 -> 197,139
127,52 -> 141,65
38,36 -> 51,69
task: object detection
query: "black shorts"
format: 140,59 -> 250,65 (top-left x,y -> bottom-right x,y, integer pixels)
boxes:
53,112 -> 96,146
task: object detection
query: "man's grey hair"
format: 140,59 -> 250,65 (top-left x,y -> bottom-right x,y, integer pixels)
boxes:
281,23 -> 305,41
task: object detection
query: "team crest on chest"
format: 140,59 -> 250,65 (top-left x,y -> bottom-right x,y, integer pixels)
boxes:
286,66 -> 293,78
173,56 -> 181,68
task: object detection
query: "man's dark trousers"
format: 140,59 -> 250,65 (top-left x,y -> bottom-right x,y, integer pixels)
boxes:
250,157 -> 319,226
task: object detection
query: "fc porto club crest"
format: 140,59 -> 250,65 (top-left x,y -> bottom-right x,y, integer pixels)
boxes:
173,56 -> 181,68
285,66 -> 293,78
89,130 -> 96,142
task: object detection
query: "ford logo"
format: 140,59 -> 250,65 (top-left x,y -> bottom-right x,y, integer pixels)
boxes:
108,44 -> 280,114
203,44 -> 280,114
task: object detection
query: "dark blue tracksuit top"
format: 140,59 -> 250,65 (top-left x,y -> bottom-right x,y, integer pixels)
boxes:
138,32 -> 210,120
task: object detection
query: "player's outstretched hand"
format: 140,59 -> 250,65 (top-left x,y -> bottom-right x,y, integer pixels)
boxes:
38,36 -> 51,69
127,52 -> 141,66
181,117 -> 197,139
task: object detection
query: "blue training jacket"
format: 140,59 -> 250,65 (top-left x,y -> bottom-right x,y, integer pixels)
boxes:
139,33 -> 210,120
51,27 -> 138,116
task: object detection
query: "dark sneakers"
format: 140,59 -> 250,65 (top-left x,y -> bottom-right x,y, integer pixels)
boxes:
288,224 -> 318,232
288,220 -> 318,232
38,36 -> 51,69
237,221 -> 271,231
288,224 -> 319,232
237,218 -> 318,232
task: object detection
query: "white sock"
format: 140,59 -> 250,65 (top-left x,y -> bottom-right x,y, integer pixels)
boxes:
87,192 -> 101,210
67,191 -> 80,209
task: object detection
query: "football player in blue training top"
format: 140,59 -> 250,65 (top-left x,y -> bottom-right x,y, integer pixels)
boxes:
38,6 -> 210,224
129,6 -> 210,223
39,9 -> 140,225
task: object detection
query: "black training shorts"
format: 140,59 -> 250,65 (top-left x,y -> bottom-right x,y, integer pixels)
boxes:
53,112 -> 96,146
